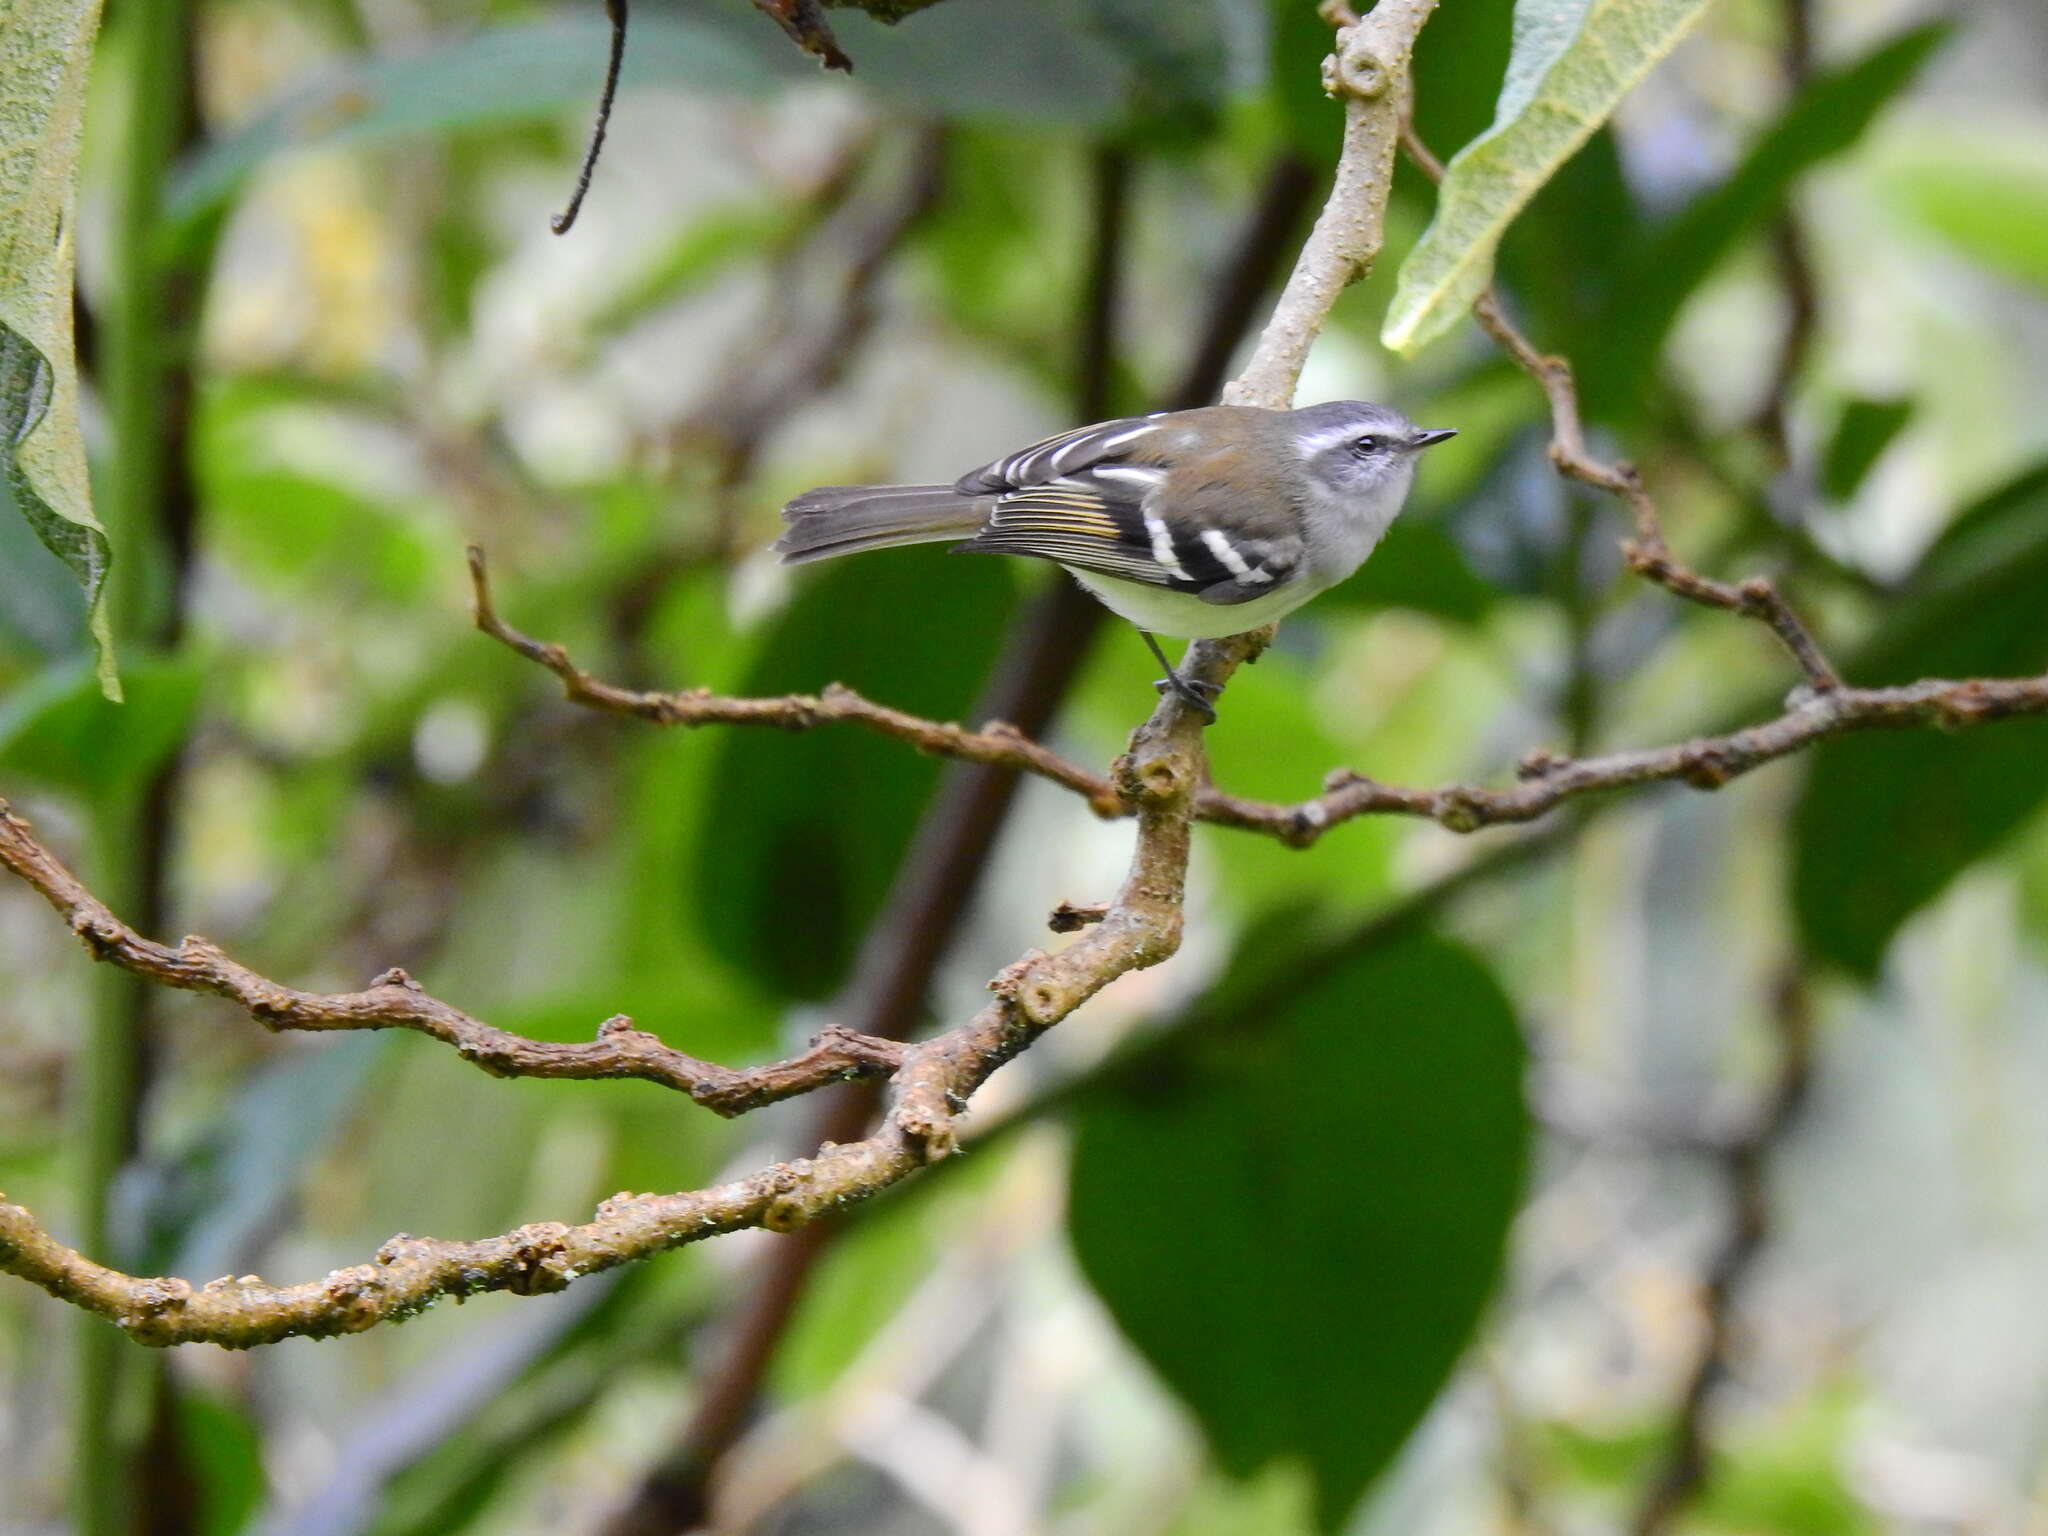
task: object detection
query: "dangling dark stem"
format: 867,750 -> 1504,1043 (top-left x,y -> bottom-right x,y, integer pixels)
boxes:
551,0 -> 628,235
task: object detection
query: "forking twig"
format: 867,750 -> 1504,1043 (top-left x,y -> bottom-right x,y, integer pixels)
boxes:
0,0 -> 1441,1350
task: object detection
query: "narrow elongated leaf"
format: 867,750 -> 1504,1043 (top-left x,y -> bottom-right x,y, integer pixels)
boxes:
1068,926 -> 1529,1531
1821,397 -> 1914,503
1791,461 -> 2048,977
1381,0 -> 1712,356
1581,23 -> 1947,418
0,0 -> 117,697
1873,125 -> 2048,295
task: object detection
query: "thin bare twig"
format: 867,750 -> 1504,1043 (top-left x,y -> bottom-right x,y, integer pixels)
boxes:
470,546 -> 1123,816
602,143 -> 1327,1536
0,802 -> 904,1119
552,0 -> 628,235
478,542 -> 2048,847
1197,672 -> 2048,843
1398,125 -> 1842,694
0,633 -> 1249,1347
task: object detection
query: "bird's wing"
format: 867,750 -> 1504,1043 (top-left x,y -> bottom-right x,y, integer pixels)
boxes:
955,462 -> 1303,602
953,415 -> 1171,493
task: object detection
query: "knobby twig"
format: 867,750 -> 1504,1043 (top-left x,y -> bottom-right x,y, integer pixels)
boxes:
1397,125 -> 1841,693
601,143 -> 1319,1536
1198,673 -> 2048,842
1226,0 -> 1441,409
470,547 -> 1122,815
552,0 -> 628,235
752,0 -> 854,72
0,639 -> 1244,1347
475,547 -> 2048,846
0,0 -> 1417,1353
1631,965 -> 1816,1535
0,803 -> 903,1119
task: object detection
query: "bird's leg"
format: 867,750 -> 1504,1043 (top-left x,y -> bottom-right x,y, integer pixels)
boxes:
1139,631 -> 1220,723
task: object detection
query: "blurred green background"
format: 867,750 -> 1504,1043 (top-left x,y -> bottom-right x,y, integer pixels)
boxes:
5,0 -> 2048,1531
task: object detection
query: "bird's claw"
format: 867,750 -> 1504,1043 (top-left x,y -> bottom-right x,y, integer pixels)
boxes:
1152,674 -> 1221,724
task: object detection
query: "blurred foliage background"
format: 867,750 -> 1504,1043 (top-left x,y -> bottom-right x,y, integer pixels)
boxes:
5,0 -> 2048,1531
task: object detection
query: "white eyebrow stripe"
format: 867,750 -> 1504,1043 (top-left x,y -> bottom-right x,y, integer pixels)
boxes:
1200,528 -> 1256,580
1298,424 -> 1379,458
1144,513 -> 1190,580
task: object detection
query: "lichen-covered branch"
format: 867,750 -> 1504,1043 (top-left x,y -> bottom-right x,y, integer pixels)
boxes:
469,547 -> 1123,817
476,546 -> 2048,848
1195,672 -> 2048,843
0,801 -> 904,1117
1225,0 -> 1440,408
0,636 -> 1246,1346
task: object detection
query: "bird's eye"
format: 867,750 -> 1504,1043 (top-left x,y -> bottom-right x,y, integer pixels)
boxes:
1350,435 -> 1383,457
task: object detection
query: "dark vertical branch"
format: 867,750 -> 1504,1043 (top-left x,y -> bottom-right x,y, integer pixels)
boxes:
1077,146 -> 1133,423
1750,0 -> 1818,453
82,3 -> 207,1532
598,146 -> 1319,1536
1630,964 -> 1816,1536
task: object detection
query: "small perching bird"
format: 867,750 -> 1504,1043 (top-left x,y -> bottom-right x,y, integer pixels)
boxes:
775,401 -> 1455,718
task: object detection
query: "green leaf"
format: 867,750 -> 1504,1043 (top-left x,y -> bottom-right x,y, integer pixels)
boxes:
1381,0 -> 1714,356
0,652 -> 199,795
1820,397 -> 1915,503
1581,23 -> 1948,418
177,1389 -> 267,1536
0,0 -> 117,697
1791,460 -> 2048,977
1873,122 -> 2048,295
1068,925 -> 1529,1530
691,547 -> 1017,1001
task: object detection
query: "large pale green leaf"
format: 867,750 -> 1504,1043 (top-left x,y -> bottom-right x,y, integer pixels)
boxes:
1068,925 -> 1529,1531
0,0 -> 116,697
1381,0 -> 1713,356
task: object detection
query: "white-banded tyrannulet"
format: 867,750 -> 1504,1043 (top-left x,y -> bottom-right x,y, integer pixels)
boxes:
776,401 -> 1455,718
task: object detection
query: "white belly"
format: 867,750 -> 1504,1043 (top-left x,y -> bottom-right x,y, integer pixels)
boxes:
1063,567 -> 1324,639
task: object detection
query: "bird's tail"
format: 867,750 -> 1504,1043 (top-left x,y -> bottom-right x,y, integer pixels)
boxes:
774,485 -> 985,565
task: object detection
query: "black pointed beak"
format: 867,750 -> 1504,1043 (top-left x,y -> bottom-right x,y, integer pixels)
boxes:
1409,428 -> 1458,450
